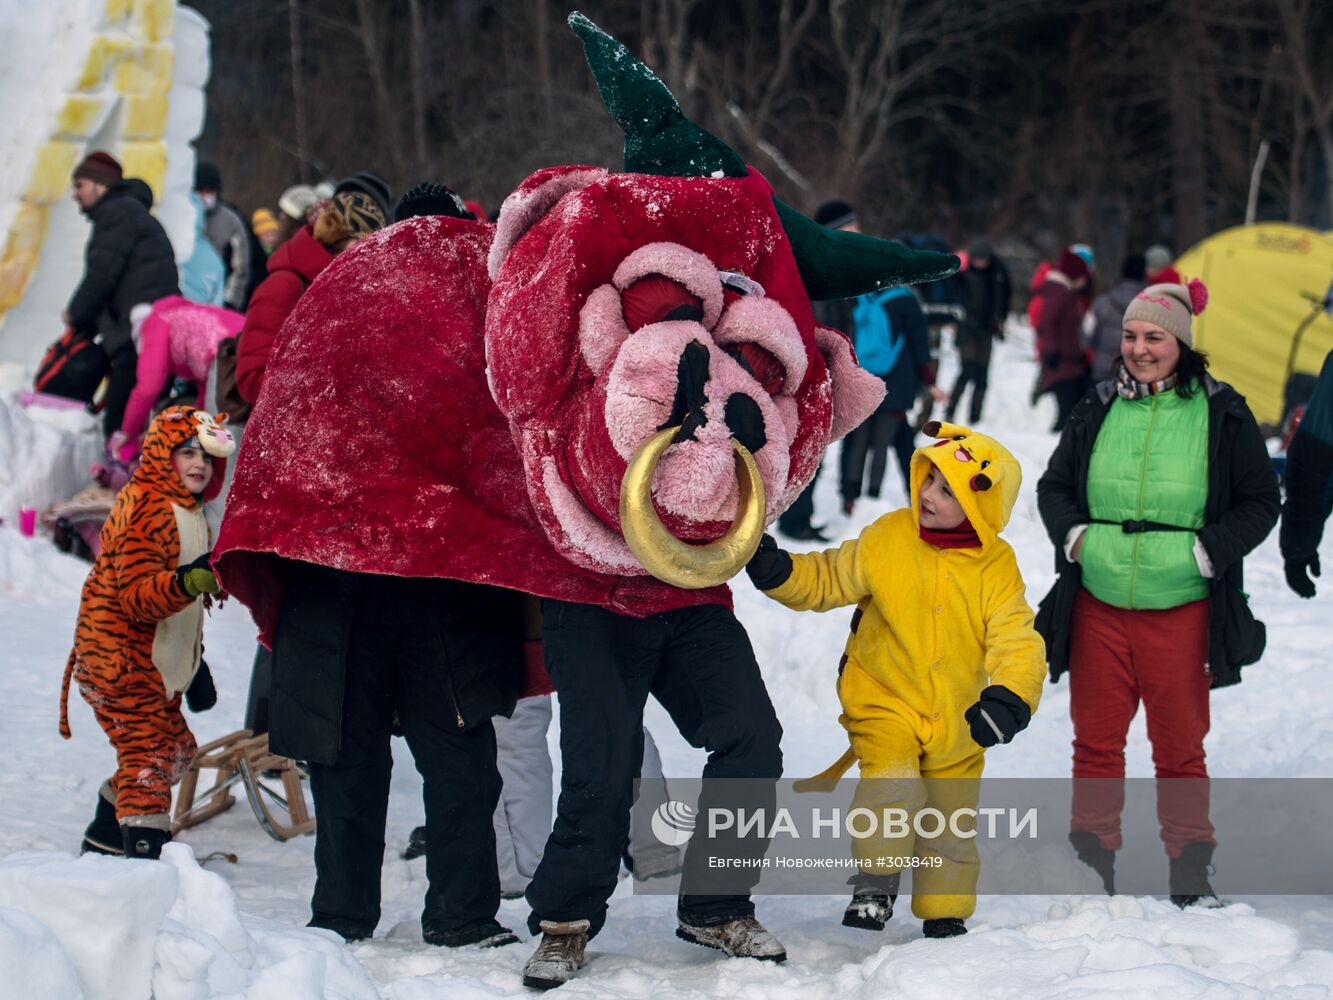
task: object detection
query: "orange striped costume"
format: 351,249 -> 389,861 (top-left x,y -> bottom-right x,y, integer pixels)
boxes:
60,406 -> 234,828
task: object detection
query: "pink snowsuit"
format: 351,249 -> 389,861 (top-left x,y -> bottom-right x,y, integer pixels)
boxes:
119,296 -> 244,452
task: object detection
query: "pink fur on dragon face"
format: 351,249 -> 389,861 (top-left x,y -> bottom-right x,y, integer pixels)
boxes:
485,165 -> 885,576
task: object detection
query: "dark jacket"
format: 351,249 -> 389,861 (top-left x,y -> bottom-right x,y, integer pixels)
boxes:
235,225 -> 335,403
957,258 -> 1012,364
812,298 -> 853,338
268,561 -> 524,764
1281,349 -> 1333,565
1034,272 -> 1089,391
67,180 -> 180,352
1035,376 -> 1280,689
881,290 -> 934,412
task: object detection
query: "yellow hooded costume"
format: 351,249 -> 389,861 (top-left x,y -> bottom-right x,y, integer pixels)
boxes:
760,422 -> 1045,919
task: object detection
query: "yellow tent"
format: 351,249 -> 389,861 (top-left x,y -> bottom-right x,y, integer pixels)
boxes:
1177,223 -> 1333,426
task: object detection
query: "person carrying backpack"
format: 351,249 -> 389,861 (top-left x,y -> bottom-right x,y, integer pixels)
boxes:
840,284 -> 945,514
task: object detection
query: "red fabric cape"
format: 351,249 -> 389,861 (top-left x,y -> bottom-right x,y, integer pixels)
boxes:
213,216 -> 729,646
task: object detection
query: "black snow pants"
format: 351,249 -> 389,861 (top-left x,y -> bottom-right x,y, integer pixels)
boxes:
297,577 -> 511,942
525,600 -> 783,937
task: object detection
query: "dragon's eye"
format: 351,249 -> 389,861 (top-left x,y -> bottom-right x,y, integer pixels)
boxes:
621,274 -> 703,331
724,343 -> 786,396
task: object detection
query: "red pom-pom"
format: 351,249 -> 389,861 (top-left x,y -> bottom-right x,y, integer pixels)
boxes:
1187,278 -> 1208,315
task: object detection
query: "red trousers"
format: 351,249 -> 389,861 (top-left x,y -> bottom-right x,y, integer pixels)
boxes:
1068,588 -> 1214,857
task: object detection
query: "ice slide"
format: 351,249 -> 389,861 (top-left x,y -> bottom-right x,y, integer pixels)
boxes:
0,0 -> 210,368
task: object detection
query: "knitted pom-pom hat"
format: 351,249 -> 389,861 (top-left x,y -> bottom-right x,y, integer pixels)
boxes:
1122,279 -> 1208,347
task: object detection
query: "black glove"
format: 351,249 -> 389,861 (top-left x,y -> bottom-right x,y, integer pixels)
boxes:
746,534 -> 793,591
185,659 -> 217,712
965,685 -> 1031,748
175,552 -> 218,597
1285,553 -> 1320,599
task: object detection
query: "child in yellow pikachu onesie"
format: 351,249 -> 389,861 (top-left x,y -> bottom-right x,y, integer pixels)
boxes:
746,421 -> 1046,939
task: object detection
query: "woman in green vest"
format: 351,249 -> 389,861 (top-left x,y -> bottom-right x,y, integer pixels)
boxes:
1035,279 -> 1279,908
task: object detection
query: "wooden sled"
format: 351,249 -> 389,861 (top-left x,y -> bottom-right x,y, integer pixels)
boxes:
172,729 -> 316,842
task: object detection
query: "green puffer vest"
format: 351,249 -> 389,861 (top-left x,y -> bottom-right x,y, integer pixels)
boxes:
1080,386 -> 1210,609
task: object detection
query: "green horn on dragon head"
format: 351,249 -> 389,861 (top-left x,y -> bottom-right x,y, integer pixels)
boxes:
567,11 -> 959,299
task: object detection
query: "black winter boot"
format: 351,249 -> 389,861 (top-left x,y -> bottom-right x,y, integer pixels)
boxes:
423,917 -> 518,949
1069,830 -> 1117,895
922,918 -> 967,938
1169,841 -> 1220,908
842,872 -> 899,931
81,793 -> 123,856
121,825 -> 171,860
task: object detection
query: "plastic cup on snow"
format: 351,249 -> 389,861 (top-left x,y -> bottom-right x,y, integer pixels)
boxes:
19,508 -> 37,537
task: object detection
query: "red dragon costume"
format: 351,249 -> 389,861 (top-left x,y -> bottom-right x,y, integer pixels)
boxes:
212,12 -> 958,977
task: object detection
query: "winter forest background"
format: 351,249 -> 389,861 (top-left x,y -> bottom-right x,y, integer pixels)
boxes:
193,0 -> 1333,274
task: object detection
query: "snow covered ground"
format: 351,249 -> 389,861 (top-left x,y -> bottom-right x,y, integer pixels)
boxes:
2,324 -> 1332,998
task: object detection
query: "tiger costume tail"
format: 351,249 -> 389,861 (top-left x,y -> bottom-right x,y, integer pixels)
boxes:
59,648 -> 76,739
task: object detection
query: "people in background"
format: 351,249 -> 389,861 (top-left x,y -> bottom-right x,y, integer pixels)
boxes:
64,151 -> 180,437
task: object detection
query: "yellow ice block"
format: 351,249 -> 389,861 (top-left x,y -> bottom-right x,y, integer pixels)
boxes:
131,0 -> 175,43
122,93 -> 168,140
119,140 -> 167,197
25,141 -> 82,205
56,95 -> 110,140
77,34 -> 133,90
0,249 -> 41,312
105,0 -> 132,24
114,42 -> 174,95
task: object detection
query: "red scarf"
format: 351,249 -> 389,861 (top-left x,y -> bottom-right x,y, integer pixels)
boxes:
919,518 -> 982,549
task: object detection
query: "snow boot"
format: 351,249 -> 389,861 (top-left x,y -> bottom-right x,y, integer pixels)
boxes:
1169,841 -> 1220,908
401,825 -> 428,860
81,793 -> 123,856
120,825 -> 171,860
922,918 -> 968,938
1069,830 -> 1116,895
308,916 -> 372,942
424,918 -> 518,949
522,919 -> 590,990
675,915 -> 787,962
842,872 -> 899,931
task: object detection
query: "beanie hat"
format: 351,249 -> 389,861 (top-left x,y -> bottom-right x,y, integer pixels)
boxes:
393,182 -> 468,223
1121,279 -> 1208,347
277,184 -> 319,221
1144,244 -> 1172,275
334,171 -> 393,220
194,161 -> 222,193
1071,243 -> 1095,268
251,208 -> 279,238
814,199 -> 857,229
1056,247 -> 1090,284
72,151 -> 122,186
313,191 -> 386,247
910,421 -> 1022,544
967,237 -> 994,260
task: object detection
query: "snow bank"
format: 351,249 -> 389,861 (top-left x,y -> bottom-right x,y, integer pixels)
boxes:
0,368 -> 102,525
0,845 -> 378,1000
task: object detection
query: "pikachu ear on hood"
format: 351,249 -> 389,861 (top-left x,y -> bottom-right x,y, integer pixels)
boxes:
916,420 -> 1022,537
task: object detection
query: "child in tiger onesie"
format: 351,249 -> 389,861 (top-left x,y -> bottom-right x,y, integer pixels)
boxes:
60,405 -> 236,859
745,422 -> 1046,938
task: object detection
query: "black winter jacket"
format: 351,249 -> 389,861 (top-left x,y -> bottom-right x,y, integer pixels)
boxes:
268,561 -> 524,764
956,259 -> 1012,364
1035,376 -> 1280,689
67,180 -> 180,352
